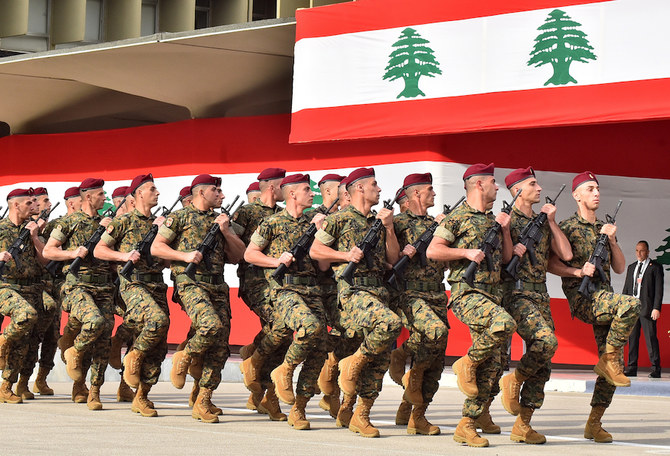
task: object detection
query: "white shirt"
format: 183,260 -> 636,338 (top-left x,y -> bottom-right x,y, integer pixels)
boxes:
633,258 -> 650,298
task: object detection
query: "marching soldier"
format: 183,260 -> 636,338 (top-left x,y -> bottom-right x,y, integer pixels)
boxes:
246,182 -> 261,204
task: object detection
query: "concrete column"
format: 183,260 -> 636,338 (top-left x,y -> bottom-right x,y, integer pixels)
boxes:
51,0 -> 86,45
0,0 -> 29,38
211,0 -> 248,26
105,0 -> 141,41
158,0 -> 195,32
277,0 -> 309,18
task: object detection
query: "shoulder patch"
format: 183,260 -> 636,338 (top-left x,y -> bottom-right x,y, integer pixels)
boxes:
106,225 -> 114,234
166,218 -> 174,228
56,225 -> 62,231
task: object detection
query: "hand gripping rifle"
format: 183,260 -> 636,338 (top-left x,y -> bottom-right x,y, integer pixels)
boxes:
0,202 -> 60,278
505,184 -> 566,281
270,197 -> 340,283
66,195 -> 128,278
183,196 -> 244,280
463,190 -> 522,287
119,195 -> 184,281
578,200 -> 623,298
387,196 -> 465,291
340,190 -> 404,286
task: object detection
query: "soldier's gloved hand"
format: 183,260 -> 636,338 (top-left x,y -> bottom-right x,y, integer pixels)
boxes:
0,251 -> 11,262
278,252 -> 294,267
125,250 -> 141,264
464,249 -> 485,264
74,246 -> 88,259
26,221 -> 40,237
540,203 -> 557,222
184,250 -> 203,264
153,216 -> 166,227
100,217 -> 113,228
215,213 -> 230,232
435,213 -> 447,224
513,243 -> 526,257
377,208 -> 394,227
311,213 -> 326,230
402,244 -> 417,259
581,262 -> 596,277
601,223 -> 617,240
495,212 -> 511,229
347,246 -> 364,263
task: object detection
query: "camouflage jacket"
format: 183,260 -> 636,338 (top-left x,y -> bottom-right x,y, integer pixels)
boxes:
158,205 -> 226,277
232,199 -> 282,280
434,201 -> 501,285
49,210 -> 110,276
393,210 -> 445,284
101,209 -> 164,278
0,217 -> 43,281
503,206 -> 552,284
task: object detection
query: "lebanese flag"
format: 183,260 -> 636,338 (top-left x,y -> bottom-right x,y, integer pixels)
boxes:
290,0 -> 670,143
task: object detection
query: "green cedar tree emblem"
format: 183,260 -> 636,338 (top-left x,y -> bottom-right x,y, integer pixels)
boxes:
655,229 -> 670,271
528,9 -> 597,86
383,27 -> 442,99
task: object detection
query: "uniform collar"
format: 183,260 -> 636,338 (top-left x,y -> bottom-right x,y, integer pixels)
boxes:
511,205 -> 535,220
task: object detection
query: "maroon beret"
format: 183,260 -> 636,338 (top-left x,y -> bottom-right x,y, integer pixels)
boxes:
403,173 -> 432,188
397,189 -> 408,203
191,174 -> 222,190
463,163 -> 494,180
280,173 -> 310,188
257,167 -> 286,181
64,186 -> 81,200
6,188 -> 34,200
339,176 -> 350,187
246,181 -> 261,194
505,167 -> 536,189
112,186 -> 130,199
129,173 -> 154,195
80,177 -> 104,191
33,187 -> 48,196
318,174 -> 346,187
179,186 -> 192,199
345,167 -> 375,188
572,171 -> 599,191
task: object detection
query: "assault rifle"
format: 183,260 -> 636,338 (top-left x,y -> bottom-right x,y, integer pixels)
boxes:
184,196 -> 244,280
0,207 -> 8,219
505,185 -> 566,281
340,190 -> 404,286
387,196 -> 465,291
270,197 -> 340,283
463,190 -> 522,287
119,195 -> 184,281
578,200 -> 623,298
0,202 -> 60,278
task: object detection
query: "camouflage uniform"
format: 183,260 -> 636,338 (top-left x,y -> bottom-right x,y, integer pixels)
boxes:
159,205 -> 231,390
394,210 -> 450,403
51,210 -> 115,387
434,202 -> 516,418
0,218 -> 43,383
250,209 -> 327,397
315,205 -> 402,399
101,209 -> 169,385
499,206 -> 558,409
559,213 -> 640,407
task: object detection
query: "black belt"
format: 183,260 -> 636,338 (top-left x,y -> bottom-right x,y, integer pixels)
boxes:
349,276 -> 384,287
75,274 -> 112,284
2,277 -> 41,286
130,272 -> 164,284
405,281 -> 445,292
504,281 -> 547,293
283,275 -> 317,286
193,273 -> 224,285
451,281 -> 496,295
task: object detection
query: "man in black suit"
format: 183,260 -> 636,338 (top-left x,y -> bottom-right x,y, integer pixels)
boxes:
622,240 -> 664,378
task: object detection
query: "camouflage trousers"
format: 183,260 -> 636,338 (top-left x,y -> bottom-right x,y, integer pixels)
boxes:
450,289 -> 516,418
21,287 -> 60,378
261,287 -> 327,398
501,289 -> 557,409
570,289 -> 640,408
61,278 -> 115,387
339,285 -> 402,399
398,291 -> 449,404
120,280 -> 170,385
0,284 -> 41,383
176,275 -> 230,390
36,279 -> 63,371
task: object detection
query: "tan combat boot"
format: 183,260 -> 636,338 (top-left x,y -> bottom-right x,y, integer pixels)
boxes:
349,397 -> 380,438
474,398 -> 501,434
288,395 -> 311,430
257,385 -> 287,421
239,343 -> 255,360
452,355 -> 479,399
170,350 -> 192,389
389,346 -> 407,385
317,352 -> 339,395
241,351 -> 265,393
189,382 -> 200,407
594,344 -> 630,387
33,366 -> 54,395
500,369 -> 527,415
123,349 -> 144,389
72,380 -> 88,403
408,403 -> 440,435
395,399 -> 412,426
271,361 -> 297,405
16,374 -> 35,400
191,387 -> 219,423
336,392 -> 356,428
132,382 -> 158,417
203,387 -> 223,416
87,385 -> 103,411
188,355 -> 203,382
0,380 -> 22,404
453,416 -> 489,447
109,334 -> 124,370
64,347 -> 84,382
117,377 -> 135,402
57,330 -> 76,363
402,362 -> 428,405
0,335 -> 8,370
338,349 -> 370,396
510,406 -> 546,444
584,405 -> 613,443
246,390 -> 263,411
319,390 -> 340,419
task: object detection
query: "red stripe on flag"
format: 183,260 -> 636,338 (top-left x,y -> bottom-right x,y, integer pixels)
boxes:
296,0 -> 612,41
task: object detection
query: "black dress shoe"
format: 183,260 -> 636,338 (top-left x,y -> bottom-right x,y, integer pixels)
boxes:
649,370 -> 661,378
623,367 -> 637,377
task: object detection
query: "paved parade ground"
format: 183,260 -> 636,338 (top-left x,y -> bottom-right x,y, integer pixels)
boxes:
3,368 -> 670,456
